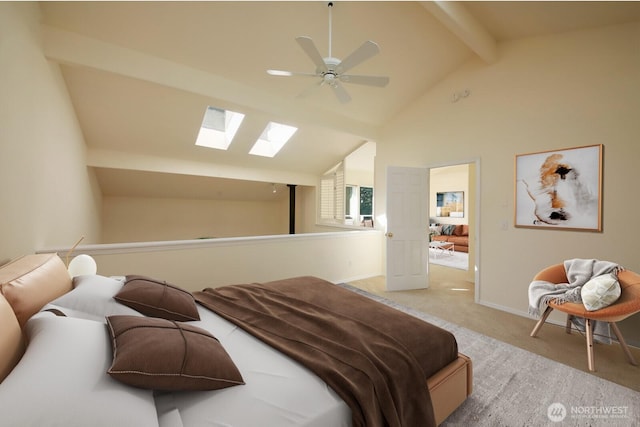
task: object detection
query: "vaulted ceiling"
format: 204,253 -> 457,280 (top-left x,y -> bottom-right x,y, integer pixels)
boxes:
39,1 -> 640,200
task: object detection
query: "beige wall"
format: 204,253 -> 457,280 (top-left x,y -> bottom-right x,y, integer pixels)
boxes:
101,183 -> 328,243
376,22 -> 640,344
102,196 -> 291,243
0,3 -> 101,262
430,164 -> 469,225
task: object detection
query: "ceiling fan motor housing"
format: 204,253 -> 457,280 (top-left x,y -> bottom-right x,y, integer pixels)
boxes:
320,57 -> 341,75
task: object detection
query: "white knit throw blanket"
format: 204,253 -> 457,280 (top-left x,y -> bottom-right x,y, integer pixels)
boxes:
528,258 -> 623,343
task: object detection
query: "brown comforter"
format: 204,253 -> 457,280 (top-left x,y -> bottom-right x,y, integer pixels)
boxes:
194,276 -> 458,427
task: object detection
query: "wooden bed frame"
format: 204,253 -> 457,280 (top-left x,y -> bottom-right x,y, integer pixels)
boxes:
428,353 -> 473,424
1,253 -> 472,425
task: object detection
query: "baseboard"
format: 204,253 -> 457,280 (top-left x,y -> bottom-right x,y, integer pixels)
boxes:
336,273 -> 383,284
477,298 -> 640,350
476,299 -> 537,321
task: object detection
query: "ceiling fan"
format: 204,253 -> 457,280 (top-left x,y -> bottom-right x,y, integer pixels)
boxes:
267,2 -> 389,104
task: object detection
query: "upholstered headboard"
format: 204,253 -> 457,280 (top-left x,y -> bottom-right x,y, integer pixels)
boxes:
0,292 -> 23,383
0,253 -> 72,326
0,253 -> 72,382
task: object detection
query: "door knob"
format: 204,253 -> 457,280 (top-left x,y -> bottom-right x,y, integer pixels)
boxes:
385,232 -> 393,238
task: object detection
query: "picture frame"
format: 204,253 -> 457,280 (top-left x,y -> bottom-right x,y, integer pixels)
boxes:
436,191 -> 464,218
514,144 -> 602,231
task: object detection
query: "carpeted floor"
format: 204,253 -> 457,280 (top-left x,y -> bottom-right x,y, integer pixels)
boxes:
348,269 -> 640,392
341,279 -> 640,426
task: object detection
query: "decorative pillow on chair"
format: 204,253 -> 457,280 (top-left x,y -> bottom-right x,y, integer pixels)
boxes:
114,275 -> 200,321
581,273 -> 621,311
106,315 -> 244,391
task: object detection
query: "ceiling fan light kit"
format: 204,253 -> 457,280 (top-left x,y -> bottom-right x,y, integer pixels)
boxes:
267,2 -> 389,103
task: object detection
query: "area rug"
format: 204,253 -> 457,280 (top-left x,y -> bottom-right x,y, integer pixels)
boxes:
429,247 -> 468,270
338,283 -> 639,426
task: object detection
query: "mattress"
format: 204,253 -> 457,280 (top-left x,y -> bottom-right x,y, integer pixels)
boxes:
155,303 -> 352,426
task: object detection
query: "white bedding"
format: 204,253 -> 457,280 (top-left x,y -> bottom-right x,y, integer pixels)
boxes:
155,305 -> 352,427
0,274 -> 351,427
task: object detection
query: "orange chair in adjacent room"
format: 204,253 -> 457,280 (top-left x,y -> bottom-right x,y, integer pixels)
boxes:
530,263 -> 640,371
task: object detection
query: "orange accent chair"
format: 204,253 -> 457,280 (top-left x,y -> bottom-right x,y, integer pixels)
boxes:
530,264 -> 640,371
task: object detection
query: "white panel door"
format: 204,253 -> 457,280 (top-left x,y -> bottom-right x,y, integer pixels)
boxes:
385,166 -> 429,291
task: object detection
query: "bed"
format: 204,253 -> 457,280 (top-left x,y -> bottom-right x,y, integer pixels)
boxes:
0,253 -> 472,426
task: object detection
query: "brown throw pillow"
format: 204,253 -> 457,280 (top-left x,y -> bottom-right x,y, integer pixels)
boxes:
106,315 -> 244,391
114,275 -> 200,321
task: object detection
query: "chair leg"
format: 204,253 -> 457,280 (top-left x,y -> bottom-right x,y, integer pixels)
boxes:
565,315 -> 573,334
530,306 -> 553,337
585,319 -> 595,372
610,322 -> 638,366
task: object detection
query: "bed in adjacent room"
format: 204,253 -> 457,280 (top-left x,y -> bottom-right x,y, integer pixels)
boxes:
0,253 -> 472,426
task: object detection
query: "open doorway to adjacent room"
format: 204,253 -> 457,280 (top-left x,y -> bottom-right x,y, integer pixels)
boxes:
428,163 -> 474,275
426,161 -> 478,303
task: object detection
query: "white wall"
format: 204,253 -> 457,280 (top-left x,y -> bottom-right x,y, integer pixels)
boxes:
0,3 -> 101,262
376,22 -> 640,344
47,230 -> 383,291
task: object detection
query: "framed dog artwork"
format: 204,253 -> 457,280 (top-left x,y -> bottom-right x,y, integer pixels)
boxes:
514,144 -> 602,231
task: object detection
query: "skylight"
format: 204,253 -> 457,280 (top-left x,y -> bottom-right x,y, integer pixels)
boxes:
249,122 -> 297,158
195,106 -> 245,150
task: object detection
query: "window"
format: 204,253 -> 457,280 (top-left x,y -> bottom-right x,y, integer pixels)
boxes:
360,186 -> 373,221
344,185 -> 374,226
318,142 -> 375,228
319,163 -> 344,223
346,185 -> 356,223
195,106 -> 244,150
249,122 -> 297,158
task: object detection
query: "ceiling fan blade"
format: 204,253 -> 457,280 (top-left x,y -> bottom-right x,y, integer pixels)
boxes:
267,69 -> 318,77
331,81 -> 351,104
339,74 -> 389,87
336,40 -> 380,74
295,36 -> 328,73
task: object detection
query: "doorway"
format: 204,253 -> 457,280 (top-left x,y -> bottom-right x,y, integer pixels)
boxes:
427,160 -> 478,299
428,164 -> 470,271
383,160 -> 479,299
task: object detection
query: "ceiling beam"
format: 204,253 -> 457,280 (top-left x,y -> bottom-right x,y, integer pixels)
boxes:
42,25 -> 380,142
421,1 -> 498,64
86,148 -> 320,187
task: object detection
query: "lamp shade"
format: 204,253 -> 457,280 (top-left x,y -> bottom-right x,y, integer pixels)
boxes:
68,254 -> 97,277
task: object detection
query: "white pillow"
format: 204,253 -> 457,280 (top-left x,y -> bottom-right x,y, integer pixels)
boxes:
46,275 -> 141,321
581,273 -> 621,311
0,315 -> 158,427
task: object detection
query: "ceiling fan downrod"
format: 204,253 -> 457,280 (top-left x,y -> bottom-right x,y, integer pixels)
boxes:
327,2 -> 333,59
